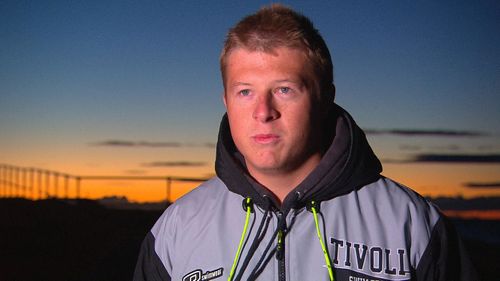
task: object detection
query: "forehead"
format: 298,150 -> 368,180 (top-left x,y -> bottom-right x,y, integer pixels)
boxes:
226,47 -> 307,67
225,47 -> 318,86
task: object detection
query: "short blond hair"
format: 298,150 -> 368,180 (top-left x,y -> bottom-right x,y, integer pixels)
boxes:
220,4 -> 333,99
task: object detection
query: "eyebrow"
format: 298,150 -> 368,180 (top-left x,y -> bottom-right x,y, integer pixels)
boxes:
274,79 -> 301,85
229,79 -> 305,89
231,79 -> 300,85
230,82 -> 252,88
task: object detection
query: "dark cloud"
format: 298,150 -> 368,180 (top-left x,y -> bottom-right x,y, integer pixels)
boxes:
94,140 -> 137,147
380,158 -> 411,164
91,140 -> 212,148
364,129 -> 487,137
136,141 -> 182,147
464,182 -> 500,189
92,140 -> 181,147
399,144 -> 464,152
399,145 -> 422,151
142,161 -> 207,167
383,153 -> 500,164
429,145 -> 461,151
412,154 -> 500,163
430,196 -> 500,210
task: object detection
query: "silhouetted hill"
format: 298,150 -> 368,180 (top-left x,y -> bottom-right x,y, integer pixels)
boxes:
0,198 -> 164,281
0,198 -> 499,280
430,196 -> 500,210
98,196 -> 168,211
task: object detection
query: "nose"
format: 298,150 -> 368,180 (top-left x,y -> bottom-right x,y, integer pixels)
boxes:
252,94 -> 280,122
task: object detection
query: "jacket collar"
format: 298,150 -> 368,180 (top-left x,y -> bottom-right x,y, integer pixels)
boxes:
215,103 -> 382,212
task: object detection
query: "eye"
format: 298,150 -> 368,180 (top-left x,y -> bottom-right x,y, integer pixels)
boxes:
239,89 -> 250,96
277,87 -> 291,95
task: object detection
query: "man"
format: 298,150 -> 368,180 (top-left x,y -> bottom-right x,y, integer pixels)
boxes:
134,4 -> 477,281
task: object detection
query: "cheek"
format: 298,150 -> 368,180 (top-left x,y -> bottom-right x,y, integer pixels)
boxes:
287,106 -> 316,139
288,102 -> 313,124
227,111 -> 247,142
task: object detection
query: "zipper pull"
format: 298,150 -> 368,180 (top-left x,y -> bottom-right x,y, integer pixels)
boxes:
276,211 -> 286,260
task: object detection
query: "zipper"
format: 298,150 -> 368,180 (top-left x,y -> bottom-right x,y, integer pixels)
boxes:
276,211 -> 286,281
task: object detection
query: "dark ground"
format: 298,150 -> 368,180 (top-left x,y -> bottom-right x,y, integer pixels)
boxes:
0,198 -> 499,281
0,199 -> 162,281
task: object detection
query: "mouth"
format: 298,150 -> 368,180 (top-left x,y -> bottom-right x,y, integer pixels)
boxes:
252,134 -> 280,144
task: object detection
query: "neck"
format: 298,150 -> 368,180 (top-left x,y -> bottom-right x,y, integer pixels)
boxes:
247,153 -> 322,203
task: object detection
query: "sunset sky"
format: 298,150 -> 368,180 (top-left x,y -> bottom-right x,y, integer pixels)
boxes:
1,0 -> 499,202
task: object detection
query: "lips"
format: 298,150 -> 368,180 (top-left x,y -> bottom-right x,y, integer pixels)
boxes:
252,134 -> 280,144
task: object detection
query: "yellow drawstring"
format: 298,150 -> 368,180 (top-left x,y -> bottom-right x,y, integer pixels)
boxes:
228,198 -> 252,281
310,200 -> 335,281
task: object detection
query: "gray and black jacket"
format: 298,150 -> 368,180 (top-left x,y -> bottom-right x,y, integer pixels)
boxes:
134,104 -> 477,281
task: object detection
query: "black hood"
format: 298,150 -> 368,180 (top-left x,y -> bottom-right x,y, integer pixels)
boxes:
215,104 -> 382,212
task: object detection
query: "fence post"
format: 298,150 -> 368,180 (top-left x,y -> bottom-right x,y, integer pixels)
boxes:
37,169 -> 43,200
10,166 -> 15,197
30,168 -> 35,200
64,175 -> 69,199
45,170 -> 50,199
76,177 -> 81,199
16,167 -> 20,198
54,172 -> 59,199
22,168 -> 27,198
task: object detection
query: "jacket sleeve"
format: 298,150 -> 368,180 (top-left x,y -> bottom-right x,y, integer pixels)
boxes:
133,231 -> 171,281
415,216 -> 479,281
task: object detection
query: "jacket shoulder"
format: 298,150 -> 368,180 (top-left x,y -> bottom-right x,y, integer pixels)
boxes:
356,176 -> 442,225
357,177 -> 477,280
344,177 -> 442,267
134,177 -> 235,280
152,177 -> 236,235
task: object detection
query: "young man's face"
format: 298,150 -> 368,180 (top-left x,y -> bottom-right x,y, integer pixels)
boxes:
223,47 -> 324,178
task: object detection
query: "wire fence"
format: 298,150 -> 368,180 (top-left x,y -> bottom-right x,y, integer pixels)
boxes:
0,164 -> 209,203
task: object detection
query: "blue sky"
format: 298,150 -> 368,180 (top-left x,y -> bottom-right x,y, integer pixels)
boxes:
1,0 -> 499,199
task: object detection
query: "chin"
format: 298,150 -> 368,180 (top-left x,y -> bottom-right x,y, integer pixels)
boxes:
247,159 -> 280,172
251,162 -> 290,175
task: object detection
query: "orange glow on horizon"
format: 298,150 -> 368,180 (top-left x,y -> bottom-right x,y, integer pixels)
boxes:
78,180 -> 203,202
382,163 -> 500,199
2,161 -> 499,203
